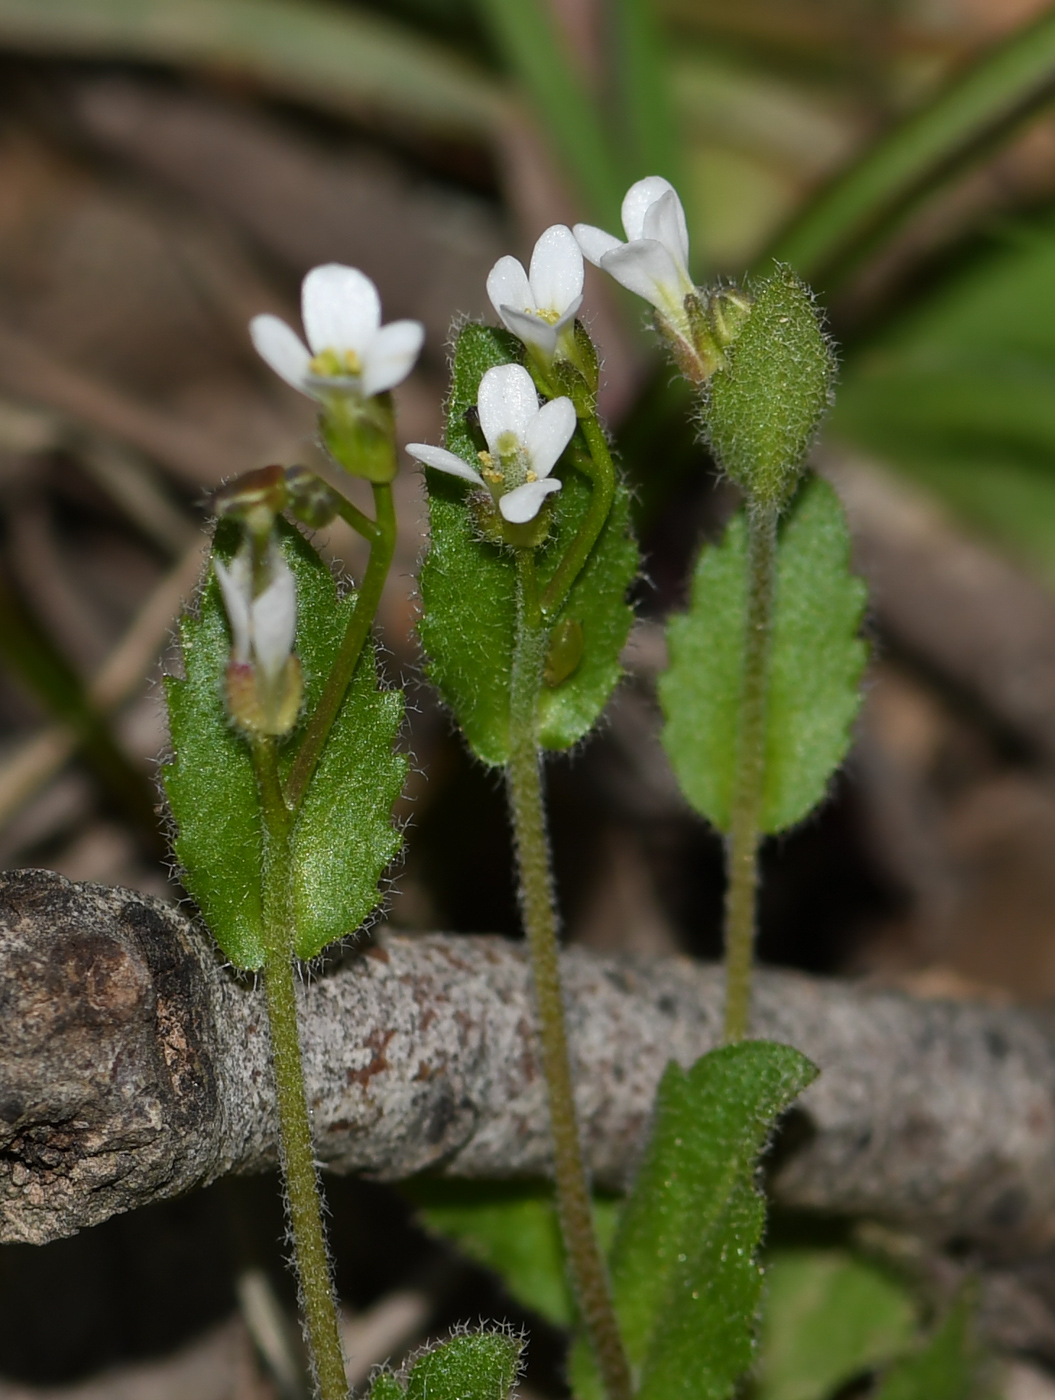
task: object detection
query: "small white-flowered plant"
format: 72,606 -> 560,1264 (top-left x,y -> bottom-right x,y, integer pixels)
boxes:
251,264 -> 424,400
486,225 -> 584,360
574,177 -> 695,336
407,363 -> 576,524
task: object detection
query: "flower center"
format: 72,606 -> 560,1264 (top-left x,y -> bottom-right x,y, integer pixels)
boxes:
535,307 -> 562,325
478,431 -> 533,494
309,347 -> 363,378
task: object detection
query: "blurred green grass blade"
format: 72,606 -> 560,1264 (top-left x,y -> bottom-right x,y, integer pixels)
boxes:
470,0 -> 625,225
766,6 -> 1055,284
0,572 -> 159,838
0,0 -> 505,138
611,0 -> 682,188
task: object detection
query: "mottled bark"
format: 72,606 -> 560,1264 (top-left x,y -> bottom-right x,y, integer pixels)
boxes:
3,868 -> 1055,1264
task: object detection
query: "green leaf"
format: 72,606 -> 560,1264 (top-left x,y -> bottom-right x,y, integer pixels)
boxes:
756,1249 -> 918,1400
766,6 -> 1055,285
659,474 -> 867,835
418,323 -> 638,767
408,1179 -> 618,1328
874,1292 -> 980,1400
405,1330 -> 522,1400
611,0 -> 682,193
571,1041 -> 817,1400
369,1375 -> 406,1400
163,519 -> 405,968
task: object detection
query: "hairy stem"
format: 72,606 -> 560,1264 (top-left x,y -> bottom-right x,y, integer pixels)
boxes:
540,415 -> 615,621
253,738 -> 348,1400
507,551 -> 632,1400
284,483 -> 395,812
723,503 -> 778,1043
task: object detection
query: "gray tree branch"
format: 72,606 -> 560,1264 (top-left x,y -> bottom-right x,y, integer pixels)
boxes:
3,867 -> 1055,1272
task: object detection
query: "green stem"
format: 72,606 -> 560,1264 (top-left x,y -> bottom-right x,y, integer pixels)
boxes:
251,738 -> 349,1400
284,482 -> 395,812
507,551 -> 632,1400
540,415 -> 615,621
723,503 -> 778,1044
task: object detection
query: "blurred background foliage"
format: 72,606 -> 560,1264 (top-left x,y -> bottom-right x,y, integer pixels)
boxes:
5,0 -> 1055,1392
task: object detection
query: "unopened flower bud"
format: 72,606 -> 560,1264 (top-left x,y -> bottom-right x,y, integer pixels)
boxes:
704,265 -> 835,510
285,466 -> 341,529
213,465 -> 288,540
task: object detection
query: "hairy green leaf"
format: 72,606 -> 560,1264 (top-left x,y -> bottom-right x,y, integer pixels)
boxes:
163,519 -> 405,967
572,1041 -> 817,1400
659,474 -> 867,834
406,1330 -> 522,1400
757,1249 -> 917,1400
418,323 -> 638,766
409,1180 -> 618,1328
874,1292 -> 980,1400
368,1375 -> 406,1400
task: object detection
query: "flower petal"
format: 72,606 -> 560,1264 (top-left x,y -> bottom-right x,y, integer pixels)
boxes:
525,396 -> 576,479
642,187 -> 691,277
487,255 -> 534,319
499,477 -> 562,523
405,442 -> 485,486
302,264 -> 380,356
251,548 -> 297,685
573,223 -> 622,267
214,552 -> 252,663
495,305 -> 559,356
250,315 -> 312,394
600,239 -> 690,322
361,319 -> 425,396
477,363 -> 539,452
529,224 -> 583,314
620,175 -> 677,241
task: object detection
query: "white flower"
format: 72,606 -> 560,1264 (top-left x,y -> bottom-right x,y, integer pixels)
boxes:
574,177 -> 695,331
406,364 -> 576,524
215,541 -> 297,689
486,225 -> 583,358
250,264 -> 424,400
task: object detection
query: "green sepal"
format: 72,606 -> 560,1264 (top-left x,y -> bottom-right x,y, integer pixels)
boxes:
571,1041 -> 817,1400
407,1179 -> 618,1329
163,518 -> 405,968
705,265 -> 835,508
405,1330 -> 523,1400
418,323 -> 638,766
659,474 -> 868,835
756,1248 -> 918,1400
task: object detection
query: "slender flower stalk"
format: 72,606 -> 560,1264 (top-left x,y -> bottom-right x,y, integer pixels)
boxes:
722,503 -> 777,1043
507,551 -> 632,1400
252,736 -> 349,1400
284,481 -> 396,811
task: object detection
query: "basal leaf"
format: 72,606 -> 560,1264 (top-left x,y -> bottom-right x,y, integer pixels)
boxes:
417,323 -> 638,767
409,1179 -> 618,1329
571,1042 -> 817,1400
163,519 -> 405,967
658,474 -> 867,835
756,1249 -> 917,1400
405,1330 -> 522,1400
